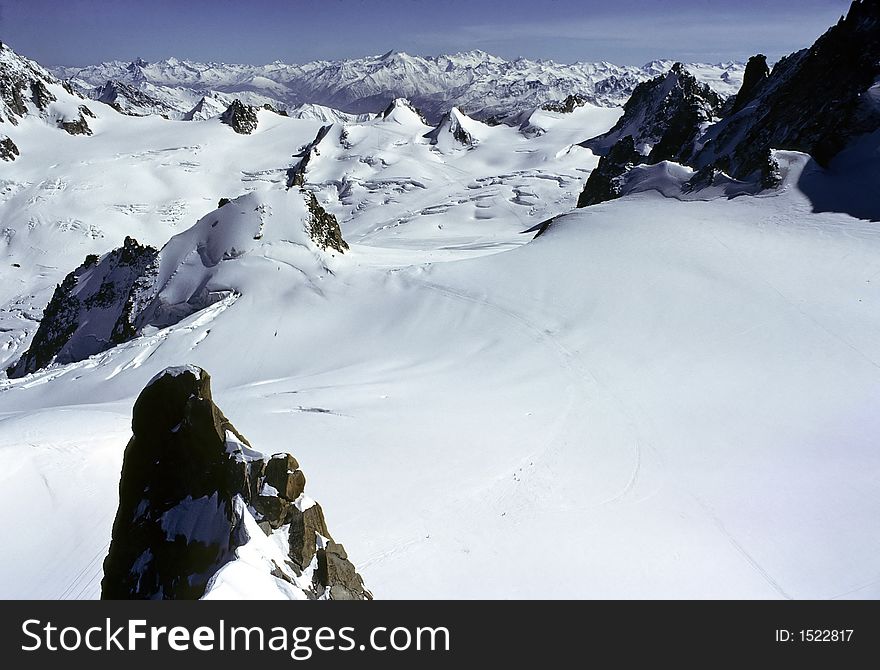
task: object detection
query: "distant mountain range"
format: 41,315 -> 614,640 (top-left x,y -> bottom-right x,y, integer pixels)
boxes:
52,50 -> 745,122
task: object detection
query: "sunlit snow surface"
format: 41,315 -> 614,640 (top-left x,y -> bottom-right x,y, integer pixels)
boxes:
1,90 -> 879,599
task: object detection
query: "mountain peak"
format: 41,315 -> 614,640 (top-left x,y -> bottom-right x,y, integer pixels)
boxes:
101,366 -> 371,600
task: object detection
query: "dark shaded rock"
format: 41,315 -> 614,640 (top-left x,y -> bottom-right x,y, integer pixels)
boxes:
102,366 -> 371,600
92,79 -> 170,117
261,102 -> 288,116
289,502 -> 330,571
729,54 -> 770,115
0,135 -> 18,161
264,453 -> 306,500
576,135 -> 642,207
7,236 -> 159,378
304,189 -> 349,253
30,79 -> 55,110
582,63 -> 722,164
542,94 -> 588,114
692,0 -> 880,182
102,367 -> 246,599
576,63 -> 722,206
220,99 -> 259,134
58,105 -> 94,136
424,109 -> 475,146
317,540 -> 371,600
252,495 -> 292,529
218,197 -> 231,208
287,124 -> 333,188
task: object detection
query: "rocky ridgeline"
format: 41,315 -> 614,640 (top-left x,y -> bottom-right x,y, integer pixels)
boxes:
8,190 -> 348,379
541,94 -> 589,114
92,78 -> 171,118
692,0 -> 880,184
578,64 -> 722,206
7,237 -> 159,378
287,124 -> 333,187
0,42 -> 94,136
577,0 -> 880,205
102,366 -> 370,600
304,190 -> 349,253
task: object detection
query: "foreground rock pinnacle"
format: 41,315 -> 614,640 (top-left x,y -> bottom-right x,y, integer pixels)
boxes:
101,365 -> 371,600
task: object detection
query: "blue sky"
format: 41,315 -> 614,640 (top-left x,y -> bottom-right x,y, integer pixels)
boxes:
0,0 -> 853,66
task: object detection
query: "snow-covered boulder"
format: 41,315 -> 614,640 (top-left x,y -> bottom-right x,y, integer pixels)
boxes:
101,366 -> 371,600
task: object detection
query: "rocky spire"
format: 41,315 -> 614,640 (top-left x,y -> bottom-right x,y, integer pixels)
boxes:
101,366 -> 371,600
729,54 -> 770,114
220,99 -> 259,134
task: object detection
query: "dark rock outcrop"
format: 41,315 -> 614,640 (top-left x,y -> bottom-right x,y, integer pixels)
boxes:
424,108 -> 476,146
220,99 -> 259,134
287,124 -> 333,188
576,1 -> 880,205
7,236 -> 159,378
576,63 -> 723,206
304,190 -> 349,253
1,42 -> 93,136
690,0 -> 880,184
102,366 -> 370,600
0,135 -> 18,161
542,94 -> 588,114
581,63 -> 723,165
58,104 -> 94,135
577,136 -> 642,207
729,54 -> 770,115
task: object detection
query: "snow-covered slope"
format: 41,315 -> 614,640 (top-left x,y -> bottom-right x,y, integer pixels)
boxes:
53,50 -> 744,122
1,21 -> 879,601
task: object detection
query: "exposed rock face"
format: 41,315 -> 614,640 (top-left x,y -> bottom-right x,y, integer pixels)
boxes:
576,63 -> 723,206
102,366 -> 370,600
220,99 -> 259,134
9,190 -> 347,378
576,1 -> 880,204
287,124 -> 333,188
582,63 -> 723,164
576,136 -> 642,207
542,94 -> 588,114
7,236 -> 159,378
729,54 -> 770,115
0,42 -> 94,136
0,135 -> 18,161
58,104 -> 94,136
304,190 -> 349,253
690,0 -> 880,184
424,107 -> 478,147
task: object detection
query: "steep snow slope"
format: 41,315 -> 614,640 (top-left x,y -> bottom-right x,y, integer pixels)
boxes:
53,51 -> 744,122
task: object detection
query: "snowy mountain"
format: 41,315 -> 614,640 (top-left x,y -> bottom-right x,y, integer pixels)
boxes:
1,3 -> 880,602
53,50 -> 745,122
576,0 -> 880,207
